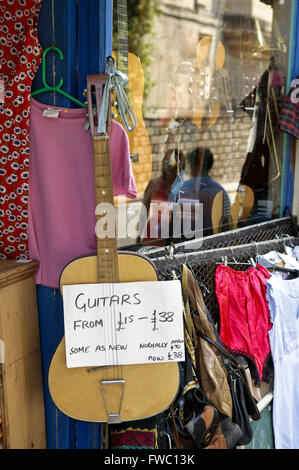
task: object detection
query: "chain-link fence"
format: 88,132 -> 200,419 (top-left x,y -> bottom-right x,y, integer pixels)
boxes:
142,217 -> 298,323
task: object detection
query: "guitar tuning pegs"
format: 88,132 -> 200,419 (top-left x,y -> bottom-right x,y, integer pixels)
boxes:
83,88 -> 87,97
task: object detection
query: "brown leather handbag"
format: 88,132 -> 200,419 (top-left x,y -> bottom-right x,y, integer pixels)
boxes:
181,265 -> 233,418
181,265 -> 260,446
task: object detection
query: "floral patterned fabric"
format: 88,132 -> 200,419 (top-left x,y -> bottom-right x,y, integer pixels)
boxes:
0,0 -> 42,259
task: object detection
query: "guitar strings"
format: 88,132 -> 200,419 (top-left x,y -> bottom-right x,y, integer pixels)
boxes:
102,136 -> 122,380
99,138 -> 110,381
107,137 -> 119,379
102,139 -> 110,377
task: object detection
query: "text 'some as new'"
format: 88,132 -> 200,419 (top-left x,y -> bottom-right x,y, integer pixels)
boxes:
62,280 -> 185,368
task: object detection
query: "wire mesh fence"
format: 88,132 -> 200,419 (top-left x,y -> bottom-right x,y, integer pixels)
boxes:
143,217 -> 298,324
141,216 -> 298,258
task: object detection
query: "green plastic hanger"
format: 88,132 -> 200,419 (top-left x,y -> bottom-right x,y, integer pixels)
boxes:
31,46 -> 87,108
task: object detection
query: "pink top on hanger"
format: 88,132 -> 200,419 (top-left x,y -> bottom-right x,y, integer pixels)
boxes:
28,97 -> 137,288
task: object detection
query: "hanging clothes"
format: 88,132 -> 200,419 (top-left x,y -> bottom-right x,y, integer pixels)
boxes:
215,263 -> 273,386
266,275 -> 299,449
0,0 -> 43,259
239,65 -> 283,215
28,97 -> 137,288
256,248 -> 299,285
178,264 -> 258,448
277,76 -> 299,140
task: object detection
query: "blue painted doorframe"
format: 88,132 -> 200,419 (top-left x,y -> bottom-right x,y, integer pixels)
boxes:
280,0 -> 299,216
31,0 -> 112,449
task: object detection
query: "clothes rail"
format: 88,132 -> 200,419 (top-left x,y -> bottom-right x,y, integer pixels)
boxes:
138,216 -> 298,260
150,236 -> 299,323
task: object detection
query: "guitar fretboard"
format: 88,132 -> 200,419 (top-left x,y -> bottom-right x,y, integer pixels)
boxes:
116,0 -> 128,75
209,0 -> 226,72
93,136 -> 120,284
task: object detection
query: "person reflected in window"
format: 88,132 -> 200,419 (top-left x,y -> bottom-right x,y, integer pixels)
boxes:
138,147 -> 184,245
179,147 -> 231,234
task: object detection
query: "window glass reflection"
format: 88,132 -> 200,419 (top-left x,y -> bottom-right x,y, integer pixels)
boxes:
113,0 -> 293,247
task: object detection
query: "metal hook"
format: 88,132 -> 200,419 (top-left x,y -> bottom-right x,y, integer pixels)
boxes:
198,278 -> 210,295
254,241 -> 260,262
155,256 -> 173,279
166,243 -> 175,260
175,250 -> 190,268
282,234 -> 295,249
230,246 -> 238,263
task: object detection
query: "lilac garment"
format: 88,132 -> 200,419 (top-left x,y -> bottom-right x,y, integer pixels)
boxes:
28,97 -> 137,288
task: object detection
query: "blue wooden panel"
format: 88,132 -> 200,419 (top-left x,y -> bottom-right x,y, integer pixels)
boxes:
97,0 -> 113,72
283,137 -> 294,215
33,0 -> 113,449
33,0 -> 112,103
77,1 -> 90,100
34,0 -> 78,448
283,0 -> 299,213
280,0 -> 298,215
37,286 -> 103,449
32,0 -> 80,108
36,286 -> 59,449
77,0 -> 113,101
52,0 -> 78,107
36,286 -> 76,449
76,421 -> 102,449
292,0 -> 299,78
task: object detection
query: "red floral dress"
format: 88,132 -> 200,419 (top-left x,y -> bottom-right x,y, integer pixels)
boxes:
0,0 -> 42,259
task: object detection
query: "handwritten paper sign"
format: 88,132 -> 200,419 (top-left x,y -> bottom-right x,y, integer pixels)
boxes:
62,280 -> 185,368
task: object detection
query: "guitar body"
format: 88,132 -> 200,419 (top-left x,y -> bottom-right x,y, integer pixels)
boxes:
112,51 -> 152,196
48,251 -> 180,423
192,1 -> 227,130
196,36 -> 225,71
193,36 -> 226,130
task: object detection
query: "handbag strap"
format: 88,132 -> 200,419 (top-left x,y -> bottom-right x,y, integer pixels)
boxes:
170,403 -> 181,449
181,265 -> 196,341
198,329 -> 261,421
197,330 -> 246,372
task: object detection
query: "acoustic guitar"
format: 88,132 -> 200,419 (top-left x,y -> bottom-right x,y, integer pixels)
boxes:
48,73 -> 179,423
112,0 -> 152,197
193,0 -> 227,130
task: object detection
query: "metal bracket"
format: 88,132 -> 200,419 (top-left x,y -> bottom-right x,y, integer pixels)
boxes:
101,379 -> 125,424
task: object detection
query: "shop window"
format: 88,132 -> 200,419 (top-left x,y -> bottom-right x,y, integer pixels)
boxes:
112,0 -> 294,248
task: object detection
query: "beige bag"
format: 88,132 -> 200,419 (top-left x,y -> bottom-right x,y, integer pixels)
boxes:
181,265 -> 233,419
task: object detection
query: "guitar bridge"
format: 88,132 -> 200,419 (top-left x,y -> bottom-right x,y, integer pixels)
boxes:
101,379 -> 125,424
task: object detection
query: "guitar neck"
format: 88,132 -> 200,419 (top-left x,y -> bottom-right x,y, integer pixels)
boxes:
116,0 -> 129,75
208,0 -> 226,71
93,136 -> 120,283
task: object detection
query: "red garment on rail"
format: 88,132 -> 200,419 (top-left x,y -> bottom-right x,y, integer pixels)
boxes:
215,263 -> 272,385
0,0 -> 42,259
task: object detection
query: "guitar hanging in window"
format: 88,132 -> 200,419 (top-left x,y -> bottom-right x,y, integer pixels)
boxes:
48,71 -> 179,424
112,0 -> 153,197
